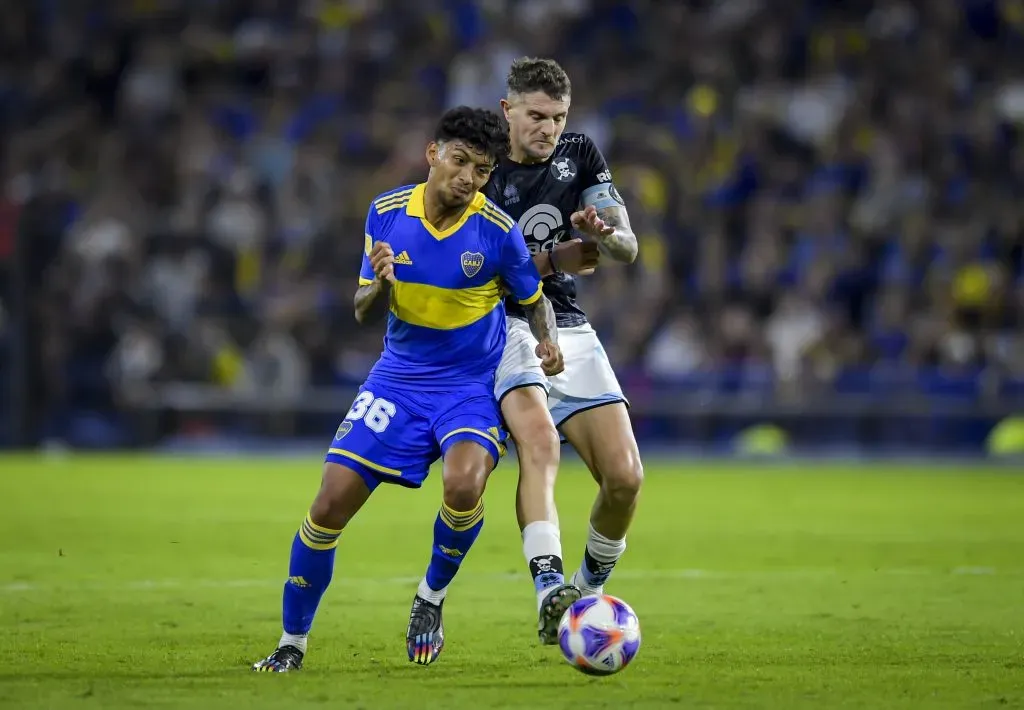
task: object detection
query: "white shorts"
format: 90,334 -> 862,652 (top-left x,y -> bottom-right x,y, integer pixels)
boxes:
495,317 -> 628,428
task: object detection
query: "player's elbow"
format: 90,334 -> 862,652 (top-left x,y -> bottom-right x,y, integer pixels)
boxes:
619,235 -> 639,264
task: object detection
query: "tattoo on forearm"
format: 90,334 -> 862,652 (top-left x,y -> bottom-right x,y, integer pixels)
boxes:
524,295 -> 557,345
595,206 -> 638,263
354,281 -> 387,324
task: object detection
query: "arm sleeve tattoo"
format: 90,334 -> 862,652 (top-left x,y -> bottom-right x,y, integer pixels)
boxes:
594,204 -> 638,263
522,294 -> 558,345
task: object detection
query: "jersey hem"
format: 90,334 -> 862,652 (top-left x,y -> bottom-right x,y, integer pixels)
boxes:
508,312 -> 589,329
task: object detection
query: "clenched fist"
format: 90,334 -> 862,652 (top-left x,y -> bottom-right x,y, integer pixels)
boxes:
535,340 -> 564,376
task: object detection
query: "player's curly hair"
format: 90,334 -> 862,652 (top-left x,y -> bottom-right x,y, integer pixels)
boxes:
506,57 -> 571,100
434,106 -> 510,164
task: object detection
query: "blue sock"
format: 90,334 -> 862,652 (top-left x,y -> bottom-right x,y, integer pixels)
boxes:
282,513 -> 341,638
422,500 -> 485,596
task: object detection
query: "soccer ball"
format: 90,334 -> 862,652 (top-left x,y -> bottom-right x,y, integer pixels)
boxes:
557,595 -> 641,675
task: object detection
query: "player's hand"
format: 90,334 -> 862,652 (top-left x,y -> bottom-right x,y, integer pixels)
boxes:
551,238 -> 600,276
370,241 -> 396,285
535,340 -> 564,377
570,206 -> 615,241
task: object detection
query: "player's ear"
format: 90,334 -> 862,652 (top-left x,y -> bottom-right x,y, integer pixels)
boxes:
499,98 -> 512,122
426,141 -> 439,166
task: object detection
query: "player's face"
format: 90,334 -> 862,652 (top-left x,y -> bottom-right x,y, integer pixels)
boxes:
502,91 -> 570,162
426,141 -> 495,209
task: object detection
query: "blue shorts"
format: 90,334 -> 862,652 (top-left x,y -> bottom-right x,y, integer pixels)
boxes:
324,377 -> 508,492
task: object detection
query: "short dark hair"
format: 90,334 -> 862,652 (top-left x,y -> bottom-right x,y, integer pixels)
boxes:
434,106 -> 509,164
506,57 -> 571,100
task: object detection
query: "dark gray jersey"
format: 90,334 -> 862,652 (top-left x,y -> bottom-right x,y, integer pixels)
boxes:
483,133 -> 616,328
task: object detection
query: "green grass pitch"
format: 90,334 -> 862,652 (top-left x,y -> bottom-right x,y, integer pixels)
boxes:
1,454 -> 1022,709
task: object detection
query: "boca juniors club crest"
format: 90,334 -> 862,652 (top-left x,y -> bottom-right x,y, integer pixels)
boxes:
461,251 -> 485,278
334,421 -> 353,440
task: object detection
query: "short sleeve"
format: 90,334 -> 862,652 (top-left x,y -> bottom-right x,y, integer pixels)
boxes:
578,135 -> 625,210
359,205 -> 377,285
499,224 -> 544,305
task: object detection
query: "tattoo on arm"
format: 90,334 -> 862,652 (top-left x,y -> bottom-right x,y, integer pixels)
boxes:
522,295 -> 557,345
354,281 -> 388,324
595,205 -> 638,263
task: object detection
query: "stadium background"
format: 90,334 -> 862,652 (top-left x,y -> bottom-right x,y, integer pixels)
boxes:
2,0 -> 1024,456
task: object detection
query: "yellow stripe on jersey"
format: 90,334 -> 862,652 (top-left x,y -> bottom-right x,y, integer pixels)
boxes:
377,198 -> 412,214
374,187 -> 415,211
405,184 -> 485,241
390,277 -> 501,330
480,204 -> 514,232
482,201 -> 514,226
360,233 -> 375,286
375,192 -> 414,210
479,207 -> 514,233
517,283 -> 544,306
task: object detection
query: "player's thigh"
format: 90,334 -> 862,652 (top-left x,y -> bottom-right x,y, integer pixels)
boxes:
547,324 -> 626,422
324,383 -> 437,493
550,326 -> 636,489
494,316 -> 548,400
500,382 -> 560,448
559,402 -> 643,491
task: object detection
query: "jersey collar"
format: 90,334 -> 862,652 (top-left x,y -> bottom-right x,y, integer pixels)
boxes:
406,183 -> 486,241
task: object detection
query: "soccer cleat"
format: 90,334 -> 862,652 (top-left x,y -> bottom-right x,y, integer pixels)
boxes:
407,595 -> 445,665
538,583 -> 582,645
251,644 -> 304,672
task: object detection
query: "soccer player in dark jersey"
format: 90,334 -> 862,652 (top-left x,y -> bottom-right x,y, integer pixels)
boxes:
252,107 -> 563,671
482,58 -> 644,645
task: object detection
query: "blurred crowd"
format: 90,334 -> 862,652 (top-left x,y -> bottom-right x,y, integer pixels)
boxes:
3,0 -> 1024,443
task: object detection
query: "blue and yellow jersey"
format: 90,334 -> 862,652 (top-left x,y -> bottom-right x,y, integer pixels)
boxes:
360,183 -> 543,387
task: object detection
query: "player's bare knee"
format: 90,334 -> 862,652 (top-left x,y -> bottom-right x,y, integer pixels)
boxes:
442,471 -> 486,511
599,453 -> 644,508
442,456 -> 489,510
515,419 -> 560,476
308,490 -> 344,529
441,446 -> 490,511
309,462 -> 369,529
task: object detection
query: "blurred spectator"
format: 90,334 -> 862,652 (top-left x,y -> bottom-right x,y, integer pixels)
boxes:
2,0 -> 1024,447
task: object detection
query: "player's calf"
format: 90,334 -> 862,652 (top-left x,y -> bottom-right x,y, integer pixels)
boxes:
574,451 -> 642,596
595,450 -> 644,530
561,405 -> 644,598
503,386 -> 570,616
252,463 -> 371,672
409,440 -> 493,663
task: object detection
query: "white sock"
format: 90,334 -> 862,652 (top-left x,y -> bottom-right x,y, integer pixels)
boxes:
417,576 -> 447,605
279,632 -> 308,654
575,524 -> 626,595
522,520 -> 565,609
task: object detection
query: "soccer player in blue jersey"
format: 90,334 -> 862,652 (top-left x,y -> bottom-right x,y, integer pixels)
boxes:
251,107 -> 563,671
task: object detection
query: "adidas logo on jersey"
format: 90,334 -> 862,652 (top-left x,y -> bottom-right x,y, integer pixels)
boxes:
394,250 -> 413,265
503,183 -> 519,205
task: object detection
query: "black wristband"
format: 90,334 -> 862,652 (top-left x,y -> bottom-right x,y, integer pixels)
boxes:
549,249 -> 558,274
